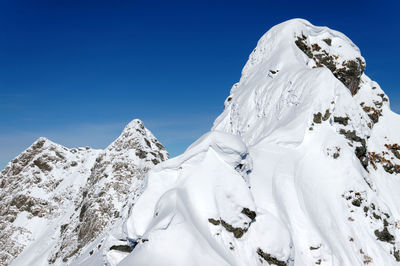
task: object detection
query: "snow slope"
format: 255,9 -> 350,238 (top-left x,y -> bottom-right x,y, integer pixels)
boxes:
118,19 -> 400,266
0,119 -> 168,266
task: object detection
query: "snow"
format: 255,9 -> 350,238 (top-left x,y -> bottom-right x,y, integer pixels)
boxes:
1,119 -> 168,266
119,19 -> 400,265
3,18 -> 400,266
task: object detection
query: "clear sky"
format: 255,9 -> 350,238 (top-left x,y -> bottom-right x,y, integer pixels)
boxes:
1,0 -> 399,169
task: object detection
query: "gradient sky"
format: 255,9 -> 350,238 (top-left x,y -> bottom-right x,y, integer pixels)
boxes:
1,0 -> 399,168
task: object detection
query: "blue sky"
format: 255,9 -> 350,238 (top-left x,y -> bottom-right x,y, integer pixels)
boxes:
0,0 -> 399,168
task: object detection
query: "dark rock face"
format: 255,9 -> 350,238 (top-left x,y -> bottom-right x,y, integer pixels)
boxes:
220,220 -> 246,239
323,38 -> 332,46
208,217 -> 247,238
208,218 -> 220,226
208,208 -> 257,239
334,116 -> 350,126
241,208 -> 256,221
295,34 -> 365,96
352,198 -> 362,207
295,34 -> 313,58
313,112 -> 322,124
385,144 -> 400,160
9,194 -> 50,217
257,248 -> 287,266
375,227 -> 394,243
394,249 -> 400,262
362,105 -> 382,124
334,58 -> 365,95
369,145 -> 400,175
339,129 -> 368,169
313,110 -> 331,124
359,93 -> 388,127
109,245 -> 131,253
33,158 -> 53,171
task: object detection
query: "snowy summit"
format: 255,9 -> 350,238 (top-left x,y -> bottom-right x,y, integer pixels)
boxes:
2,19 -> 400,266
0,119 -> 168,266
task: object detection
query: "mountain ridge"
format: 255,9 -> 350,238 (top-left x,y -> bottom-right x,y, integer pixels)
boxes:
0,119 -> 168,266
114,19 -> 400,266
2,18 -> 400,266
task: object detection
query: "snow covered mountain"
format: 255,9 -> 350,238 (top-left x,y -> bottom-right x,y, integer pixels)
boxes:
110,19 -> 400,266
0,119 -> 168,266
3,18 -> 400,266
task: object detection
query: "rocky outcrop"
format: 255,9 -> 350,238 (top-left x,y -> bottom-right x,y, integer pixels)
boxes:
295,33 -> 365,95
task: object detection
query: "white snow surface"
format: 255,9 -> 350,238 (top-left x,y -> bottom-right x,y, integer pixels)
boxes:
118,19 -> 400,266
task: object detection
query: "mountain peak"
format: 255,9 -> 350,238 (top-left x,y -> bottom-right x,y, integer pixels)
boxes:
118,20 -> 400,266
3,19 -> 400,266
213,19 -> 385,147
106,118 -> 168,163
238,18 -> 364,95
0,118 -> 169,266
123,118 -> 145,131
30,136 -> 57,149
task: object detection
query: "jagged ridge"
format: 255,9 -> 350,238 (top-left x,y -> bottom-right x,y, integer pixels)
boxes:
0,119 -> 168,266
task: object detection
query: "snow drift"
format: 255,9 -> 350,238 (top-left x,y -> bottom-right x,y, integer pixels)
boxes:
116,19 -> 400,266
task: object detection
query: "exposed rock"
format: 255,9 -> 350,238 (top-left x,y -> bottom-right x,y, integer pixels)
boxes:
313,112 -> 322,124
334,116 -> 350,126
323,38 -> 332,46
241,208 -> 256,221
322,109 -> 331,121
385,144 -> 400,160
295,34 -> 313,58
362,106 -> 382,124
352,198 -> 362,207
374,227 -> 394,243
109,245 -> 131,253
208,208 -> 256,239
220,220 -> 246,239
208,218 -> 220,226
339,129 -> 368,169
334,58 -> 365,95
257,248 -> 286,266
394,248 -> 400,262
295,34 -> 365,95
369,151 -> 400,174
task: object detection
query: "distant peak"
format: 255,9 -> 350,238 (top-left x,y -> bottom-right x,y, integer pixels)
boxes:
34,137 -> 50,144
30,137 -> 56,150
123,119 -> 145,131
118,119 -> 149,139
106,118 -> 167,153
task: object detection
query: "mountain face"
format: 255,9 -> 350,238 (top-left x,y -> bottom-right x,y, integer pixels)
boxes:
0,119 -> 168,266
2,19 -> 400,266
112,19 -> 400,266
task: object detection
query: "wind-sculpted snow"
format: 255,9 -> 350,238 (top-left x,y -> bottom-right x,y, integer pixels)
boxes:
118,131 -> 291,265
0,119 -> 168,266
118,19 -> 400,265
3,18 -> 400,266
